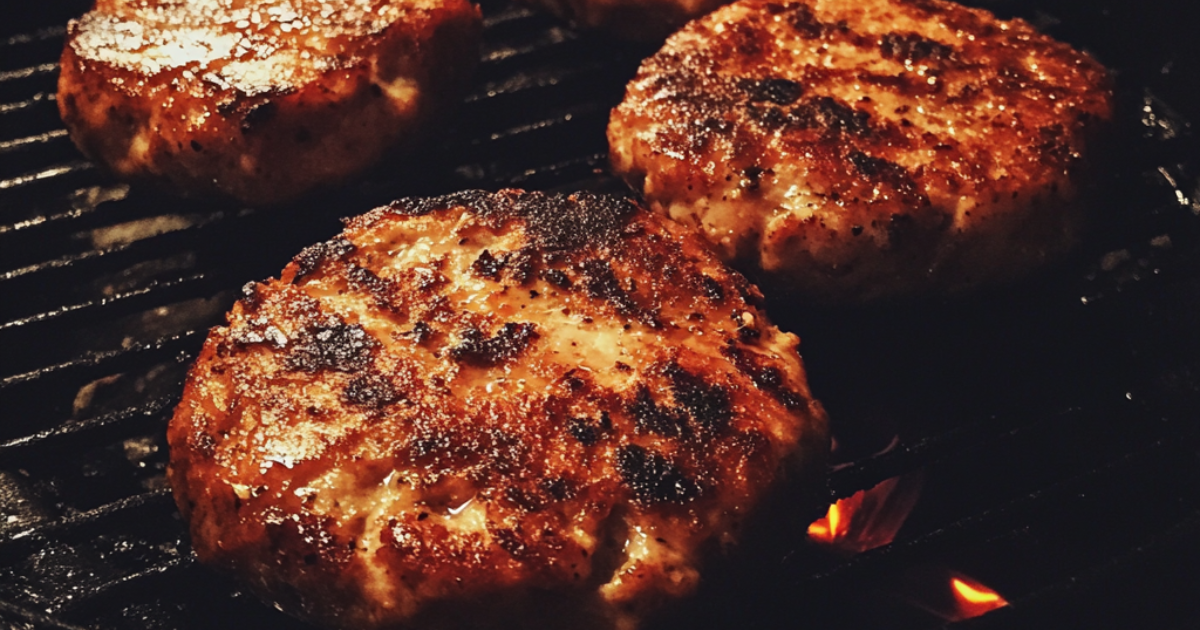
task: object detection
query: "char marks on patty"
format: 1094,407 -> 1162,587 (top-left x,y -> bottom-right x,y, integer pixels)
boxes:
609,0 -> 1113,303
167,190 -> 828,630
58,0 -> 482,205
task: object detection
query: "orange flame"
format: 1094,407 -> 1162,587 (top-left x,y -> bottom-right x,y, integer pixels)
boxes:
806,502 -> 842,541
807,473 -> 922,553
950,574 -> 1009,619
897,567 -> 1010,621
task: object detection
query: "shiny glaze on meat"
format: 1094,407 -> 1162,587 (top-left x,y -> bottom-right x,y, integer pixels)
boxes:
58,0 -> 480,205
609,0 -> 1112,303
167,190 -> 828,629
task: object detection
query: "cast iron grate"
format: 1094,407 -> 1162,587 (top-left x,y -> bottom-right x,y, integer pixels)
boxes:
1,0 -> 1199,629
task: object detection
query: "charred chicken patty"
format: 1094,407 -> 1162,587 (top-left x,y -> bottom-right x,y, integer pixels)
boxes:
167,190 -> 828,629
609,0 -> 1113,303
58,0 -> 481,206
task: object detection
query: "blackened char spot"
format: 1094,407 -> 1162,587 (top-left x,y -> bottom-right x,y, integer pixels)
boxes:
581,259 -> 649,324
386,190 -> 501,217
740,166 -> 768,191
788,3 -> 824,38
285,321 -> 378,372
904,0 -> 942,13
343,373 -> 400,409
510,192 -> 637,252
504,487 -> 545,512
666,363 -> 732,432
698,116 -> 734,135
791,97 -> 872,137
616,445 -> 699,504
540,268 -> 572,288
628,386 -> 686,437
568,418 -> 602,446
848,151 -> 910,186
292,237 -> 356,282
700,275 -> 725,301
747,103 -> 789,128
346,264 -> 393,305
449,323 -> 539,367
505,248 -> 535,285
409,432 -> 452,459
407,322 -> 433,345
744,78 -> 804,105
386,189 -> 636,260
880,33 -> 954,63
494,528 -> 527,557
472,250 -> 505,278
540,477 -> 573,501
723,345 -> 807,410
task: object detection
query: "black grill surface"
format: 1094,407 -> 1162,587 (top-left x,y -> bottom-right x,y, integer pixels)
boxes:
2,1 -> 1199,629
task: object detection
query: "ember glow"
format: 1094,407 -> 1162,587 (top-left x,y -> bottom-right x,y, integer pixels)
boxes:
806,473 -> 922,553
898,566 -> 1010,622
950,574 -> 1009,618
806,500 -> 842,542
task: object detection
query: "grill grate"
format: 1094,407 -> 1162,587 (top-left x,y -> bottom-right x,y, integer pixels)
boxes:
2,0 -> 1200,629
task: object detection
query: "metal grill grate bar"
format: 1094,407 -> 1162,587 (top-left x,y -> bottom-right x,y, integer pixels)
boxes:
54,555 -> 198,615
0,161 -> 90,191
0,329 -> 201,388
0,397 -> 175,455
1,210 -> 234,285
0,128 -> 66,152
1,27 -> 66,48
2,488 -> 173,550
0,63 -> 57,83
0,92 -> 55,115
0,273 -> 211,331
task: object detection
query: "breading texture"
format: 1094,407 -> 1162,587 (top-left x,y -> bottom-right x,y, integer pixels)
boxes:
167,190 -> 828,629
608,0 -> 1113,303
58,0 -> 481,206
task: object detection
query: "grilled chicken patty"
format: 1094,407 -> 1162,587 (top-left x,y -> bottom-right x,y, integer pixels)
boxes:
58,0 -> 481,206
609,0 -> 1112,303
167,190 -> 828,629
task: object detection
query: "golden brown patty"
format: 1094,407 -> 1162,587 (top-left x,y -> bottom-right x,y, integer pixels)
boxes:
608,0 -> 1113,303
167,190 -> 828,629
58,0 -> 481,206
516,0 -> 726,41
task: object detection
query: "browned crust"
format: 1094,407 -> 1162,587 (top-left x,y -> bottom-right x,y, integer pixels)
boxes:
167,190 -> 828,629
57,0 -> 481,206
608,0 -> 1113,302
